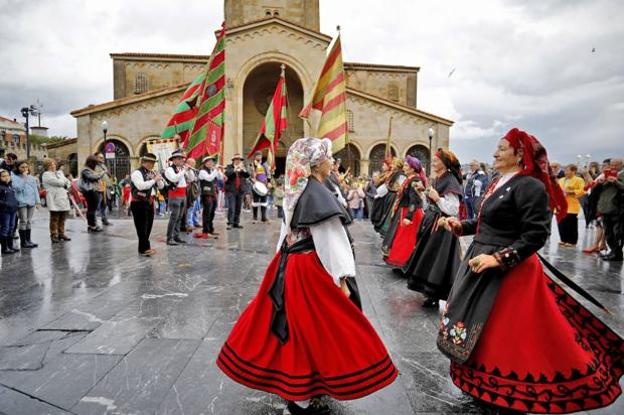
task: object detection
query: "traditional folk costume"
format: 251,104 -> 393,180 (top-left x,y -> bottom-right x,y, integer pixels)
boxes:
439,129 -> 624,413
404,150 -> 463,307
164,150 -> 189,245
196,155 -> 222,237
224,154 -> 250,229
217,138 -> 397,413
370,161 -> 393,228
251,152 -> 271,223
382,156 -> 426,268
374,161 -> 407,237
130,153 -> 164,256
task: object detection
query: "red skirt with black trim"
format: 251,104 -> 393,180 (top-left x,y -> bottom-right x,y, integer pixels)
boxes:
450,254 -> 624,413
384,207 -> 424,268
217,250 -> 398,401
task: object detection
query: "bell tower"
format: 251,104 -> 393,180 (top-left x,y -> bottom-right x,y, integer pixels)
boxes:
224,0 -> 320,31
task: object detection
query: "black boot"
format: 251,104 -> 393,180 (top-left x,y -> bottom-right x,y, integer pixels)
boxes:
1,237 -> 18,254
19,229 -> 28,248
26,229 -> 38,247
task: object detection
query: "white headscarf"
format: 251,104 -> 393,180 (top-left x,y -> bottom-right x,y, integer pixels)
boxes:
283,137 -> 333,233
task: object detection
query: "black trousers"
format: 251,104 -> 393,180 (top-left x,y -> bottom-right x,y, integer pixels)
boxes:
558,213 -> 578,244
603,214 -> 623,256
226,192 -> 243,226
130,201 -> 154,253
202,195 -> 217,234
252,192 -> 268,221
84,190 -> 99,227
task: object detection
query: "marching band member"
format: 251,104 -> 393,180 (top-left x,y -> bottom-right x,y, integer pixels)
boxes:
382,155 -> 426,267
195,155 -> 223,238
217,137 -> 397,415
403,149 -> 463,308
165,149 -> 189,245
130,153 -> 164,256
250,151 -> 271,223
224,154 -> 250,230
438,128 -> 624,413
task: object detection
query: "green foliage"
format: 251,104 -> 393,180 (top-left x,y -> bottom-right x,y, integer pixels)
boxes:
28,134 -> 67,146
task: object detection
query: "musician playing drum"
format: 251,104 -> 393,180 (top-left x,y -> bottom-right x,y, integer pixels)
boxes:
250,151 -> 271,224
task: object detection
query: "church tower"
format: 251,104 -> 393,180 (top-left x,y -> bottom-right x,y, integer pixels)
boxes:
224,0 -> 320,31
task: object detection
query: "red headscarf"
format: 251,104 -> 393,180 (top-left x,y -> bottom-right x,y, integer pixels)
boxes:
502,128 -> 567,222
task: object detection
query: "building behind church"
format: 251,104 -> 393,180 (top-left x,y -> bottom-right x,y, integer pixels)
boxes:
71,0 -> 453,179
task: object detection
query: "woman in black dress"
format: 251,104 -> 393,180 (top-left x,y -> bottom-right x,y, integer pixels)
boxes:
404,149 -> 463,308
438,128 -> 623,413
374,158 -> 406,236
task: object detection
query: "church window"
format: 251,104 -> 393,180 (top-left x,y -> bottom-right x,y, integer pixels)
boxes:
134,72 -> 148,94
368,143 -> 396,176
265,10 -> 272,16
388,83 -> 399,102
347,110 -> 355,132
273,10 -> 280,16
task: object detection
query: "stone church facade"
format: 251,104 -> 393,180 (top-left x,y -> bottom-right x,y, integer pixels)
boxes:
71,0 -> 452,179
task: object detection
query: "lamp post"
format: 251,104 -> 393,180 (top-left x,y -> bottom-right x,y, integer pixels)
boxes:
20,105 -> 39,159
427,127 -> 434,176
101,120 -> 113,177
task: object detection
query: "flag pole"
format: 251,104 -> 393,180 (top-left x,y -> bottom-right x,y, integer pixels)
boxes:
385,116 -> 393,159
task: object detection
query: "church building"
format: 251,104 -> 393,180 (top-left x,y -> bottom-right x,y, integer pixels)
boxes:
71,0 -> 453,179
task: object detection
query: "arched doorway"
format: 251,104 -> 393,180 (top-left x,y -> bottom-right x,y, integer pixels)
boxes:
334,143 -> 361,177
368,144 -> 396,176
406,144 -> 431,174
98,139 -> 130,182
242,62 -> 304,167
67,153 -> 78,178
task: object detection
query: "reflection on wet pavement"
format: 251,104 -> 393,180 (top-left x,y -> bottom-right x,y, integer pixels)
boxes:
0,211 -> 622,414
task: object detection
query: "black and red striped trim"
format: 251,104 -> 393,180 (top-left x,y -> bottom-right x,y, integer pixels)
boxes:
217,342 -> 399,400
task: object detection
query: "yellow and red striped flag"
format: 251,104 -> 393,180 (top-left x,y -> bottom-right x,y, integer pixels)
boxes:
299,35 -> 348,152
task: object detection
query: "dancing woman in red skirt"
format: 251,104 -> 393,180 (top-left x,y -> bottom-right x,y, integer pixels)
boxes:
382,155 -> 426,267
217,138 -> 398,415
438,128 -> 624,414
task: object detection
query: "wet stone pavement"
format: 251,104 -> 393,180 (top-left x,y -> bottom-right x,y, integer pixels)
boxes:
0,209 -> 623,415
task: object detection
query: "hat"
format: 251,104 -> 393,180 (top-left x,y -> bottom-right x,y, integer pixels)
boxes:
232,153 -> 243,161
202,155 -> 216,164
141,153 -> 158,163
169,149 -> 186,160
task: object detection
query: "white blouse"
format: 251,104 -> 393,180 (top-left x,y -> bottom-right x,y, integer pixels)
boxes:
436,193 -> 460,216
276,216 -> 356,286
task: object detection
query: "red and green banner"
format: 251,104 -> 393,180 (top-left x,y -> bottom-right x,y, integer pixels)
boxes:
186,23 -> 226,160
161,71 -> 206,145
247,65 -> 288,168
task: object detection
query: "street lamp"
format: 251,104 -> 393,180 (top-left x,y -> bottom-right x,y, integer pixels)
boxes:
101,120 -> 108,145
428,127 -> 434,176
20,105 -> 39,159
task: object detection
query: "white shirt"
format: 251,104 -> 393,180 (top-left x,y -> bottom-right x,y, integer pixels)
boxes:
436,193 -> 460,216
198,169 -> 223,181
165,166 -> 187,188
276,216 -> 356,286
131,170 -> 164,196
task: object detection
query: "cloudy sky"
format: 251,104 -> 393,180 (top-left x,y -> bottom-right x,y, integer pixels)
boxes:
1,0 -> 622,163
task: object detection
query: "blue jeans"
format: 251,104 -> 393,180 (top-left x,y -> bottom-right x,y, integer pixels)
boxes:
187,197 -> 201,227
350,207 -> 364,220
0,211 -> 17,238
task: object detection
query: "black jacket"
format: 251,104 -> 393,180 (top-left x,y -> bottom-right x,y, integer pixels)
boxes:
224,164 -> 250,194
0,182 -> 19,213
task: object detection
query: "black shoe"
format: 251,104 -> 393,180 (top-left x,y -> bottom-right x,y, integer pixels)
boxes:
88,226 -> 103,233
603,253 -> 623,262
166,239 -> 179,246
422,297 -> 439,308
102,220 -> 112,226
51,236 -> 62,244
1,237 -> 17,254
19,230 -> 29,248
287,400 -> 330,415
58,235 -> 71,241
226,226 -> 232,230
233,224 -> 244,229
173,237 -> 187,244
